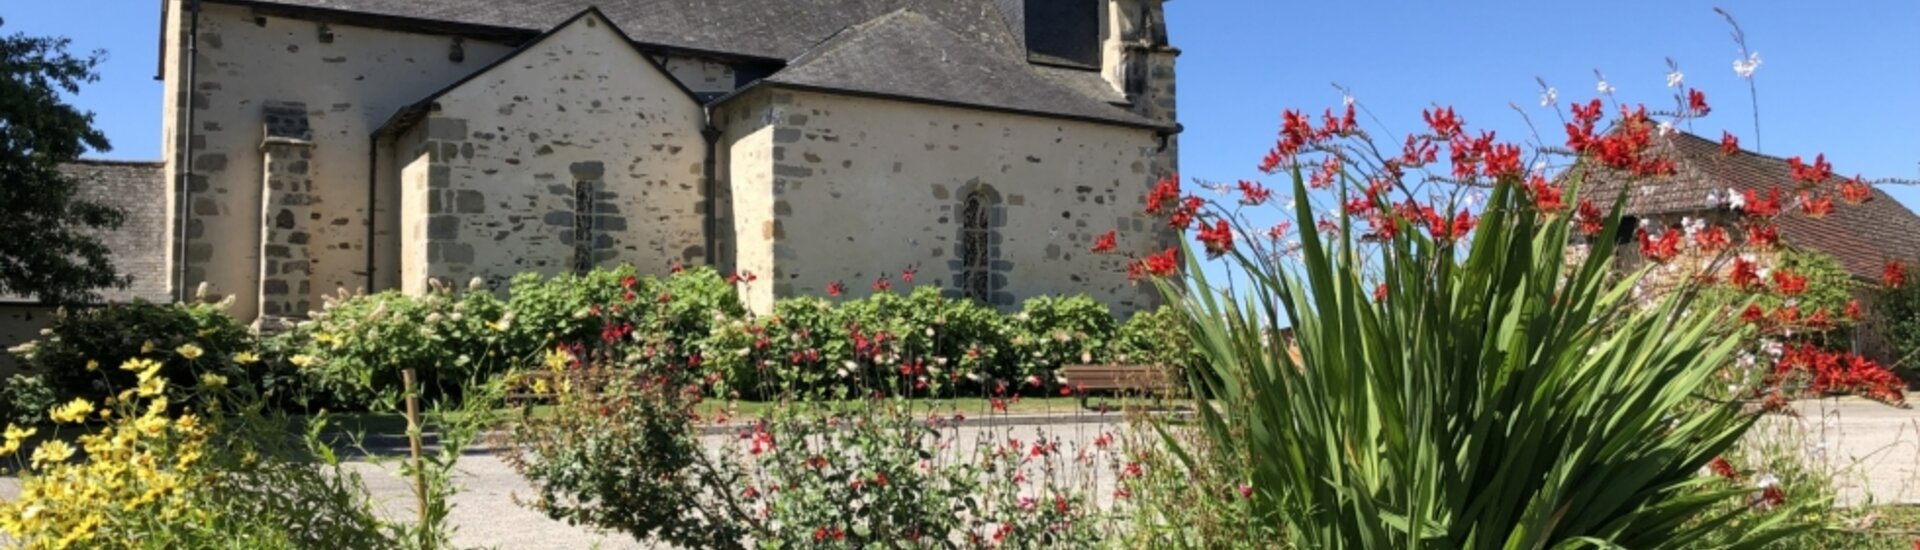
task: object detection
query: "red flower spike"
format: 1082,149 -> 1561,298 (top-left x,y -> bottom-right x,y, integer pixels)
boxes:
1840,176 -> 1875,204
1237,179 -> 1272,205
1423,106 -> 1464,138
1740,304 -> 1767,324
1484,142 -> 1523,180
1743,187 -> 1783,217
826,280 -> 845,297
1729,258 -> 1762,290
1575,199 -> 1606,236
1695,226 -> 1731,252
1686,88 -> 1710,116
1198,220 -> 1235,258
1846,299 -> 1865,321
1145,175 -> 1180,215
1637,228 -> 1682,263
1789,153 -> 1834,184
1772,269 -> 1808,296
1720,132 -> 1740,155
901,267 -> 915,283
1800,192 -> 1833,218
1886,261 -> 1908,289
1709,456 -> 1740,480
1309,156 -> 1342,189
1090,230 -> 1117,253
1527,174 -> 1565,213
1373,283 -> 1388,302
1746,224 -> 1779,248
873,276 -> 892,293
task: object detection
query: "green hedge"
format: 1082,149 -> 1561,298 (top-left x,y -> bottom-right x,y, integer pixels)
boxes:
5,302 -> 255,424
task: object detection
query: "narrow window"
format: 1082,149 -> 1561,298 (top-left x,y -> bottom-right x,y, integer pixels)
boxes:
572,180 -> 595,274
960,190 -> 994,302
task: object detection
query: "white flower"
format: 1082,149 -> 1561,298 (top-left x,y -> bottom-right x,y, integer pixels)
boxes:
1596,80 -> 1615,95
1727,187 -> 1747,210
1755,473 -> 1780,489
1539,87 -> 1558,107
1657,120 -> 1676,136
1342,94 -> 1355,107
1666,70 -> 1685,88
1733,52 -> 1762,79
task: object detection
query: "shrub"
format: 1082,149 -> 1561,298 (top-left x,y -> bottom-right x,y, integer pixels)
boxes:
280,285 -> 510,410
1007,295 -> 1115,385
1111,305 -> 1200,371
8,302 -> 253,420
0,374 -> 57,428
503,265 -> 645,357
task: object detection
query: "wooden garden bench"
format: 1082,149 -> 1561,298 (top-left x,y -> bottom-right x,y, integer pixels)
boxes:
1059,364 -> 1176,409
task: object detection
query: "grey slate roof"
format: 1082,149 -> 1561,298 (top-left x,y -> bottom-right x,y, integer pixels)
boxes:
0,161 -> 171,304
748,9 -> 1159,129
205,0 -> 1158,130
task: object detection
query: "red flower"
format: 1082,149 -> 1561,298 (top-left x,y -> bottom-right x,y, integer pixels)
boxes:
1760,486 -> 1786,508
1637,227 -> 1681,263
1788,153 -> 1833,184
1138,248 -> 1180,279
1197,220 -> 1234,258
1806,308 -> 1832,328
1886,261 -> 1908,288
1840,176 -> 1875,204
901,266 -> 915,283
1237,179 -> 1272,205
1720,131 -> 1740,155
1090,230 -> 1117,253
1321,104 -> 1357,136
620,275 -> 638,289
1145,175 -> 1180,215
1310,155 -> 1343,190
1686,88 -> 1710,116
1265,221 -> 1292,242
1565,99 -> 1604,151
1846,299 -> 1865,321
1729,258 -> 1762,290
1694,226 -> 1731,252
873,276 -> 892,293
1526,175 -> 1565,213
1799,192 -> 1833,218
1743,187 -> 1783,217
1423,106 -> 1464,138
1575,199 -> 1606,236
1168,196 -> 1203,230
1055,494 -> 1070,514
1484,143 -> 1523,180
1373,283 -> 1388,302
1772,269 -> 1808,296
1740,304 -> 1767,324
1745,223 -> 1779,248
1402,135 -> 1438,166
1775,304 -> 1800,324
827,280 -> 845,297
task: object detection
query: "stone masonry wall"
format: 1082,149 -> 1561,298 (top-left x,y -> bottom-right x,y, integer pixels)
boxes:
409,12 -> 707,289
256,100 -> 317,317
162,2 -> 519,319
724,88 -> 1169,314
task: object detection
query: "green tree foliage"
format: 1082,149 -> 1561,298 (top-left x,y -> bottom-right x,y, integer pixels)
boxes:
0,18 -> 126,303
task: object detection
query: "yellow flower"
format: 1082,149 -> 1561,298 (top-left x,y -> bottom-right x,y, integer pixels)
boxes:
232,351 -> 260,364
1,424 -> 35,456
137,375 -> 167,397
175,343 -> 204,360
146,397 -> 170,417
199,372 -> 228,389
543,347 -> 571,370
134,415 -> 167,437
140,340 -> 156,354
120,358 -> 162,373
289,354 -> 318,368
532,378 -> 552,395
84,359 -> 99,372
49,398 -> 94,424
30,440 -> 73,468
173,414 -> 200,434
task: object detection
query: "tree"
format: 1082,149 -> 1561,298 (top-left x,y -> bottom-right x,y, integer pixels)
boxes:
1878,281 -> 1920,380
0,17 -> 126,303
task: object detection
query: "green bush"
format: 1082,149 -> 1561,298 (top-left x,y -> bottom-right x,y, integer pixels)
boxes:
1006,295 -> 1115,384
1111,305 -> 1200,371
8,302 -> 253,421
278,286 -> 510,410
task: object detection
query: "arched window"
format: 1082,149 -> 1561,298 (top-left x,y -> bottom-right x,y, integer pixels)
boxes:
959,189 -> 993,302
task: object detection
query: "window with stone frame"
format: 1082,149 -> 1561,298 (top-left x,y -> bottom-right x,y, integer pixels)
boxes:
959,189 -> 995,302
572,179 -> 596,274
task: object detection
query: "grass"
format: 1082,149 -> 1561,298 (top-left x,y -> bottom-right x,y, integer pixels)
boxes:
1801,504 -> 1920,548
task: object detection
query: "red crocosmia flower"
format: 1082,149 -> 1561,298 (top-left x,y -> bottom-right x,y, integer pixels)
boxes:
1788,153 -> 1833,185
1799,192 -> 1833,218
1885,261 -> 1908,288
1145,175 -> 1180,215
1575,199 -> 1606,236
1565,99 -> 1604,151
1266,221 -> 1292,242
1373,283 -> 1388,302
1740,304 -> 1767,324
1446,211 -> 1477,242
1846,299 -> 1866,321
873,276 -> 892,293
1168,196 -> 1203,230
1055,495 -> 1070,514
1775,304 -> 1800,324
1237,179 -> 1272,205
1126,261 -> 1147,281
1686,88 -> 1710,116
1423,106 -> 1464,138
1309,156 -> 1342,189
1709,456 -> 1740,480
1144,248 -> 1180,277
1745,224 -> 1779,248
1197,220 -> 1234,258
1526,175 -> 1565,213
1760,486 -> 1786,508
1743,187 -> 1783,217
1321,104 -> 1357,136
1402,135 -> 1439,166
1729,258 -> 1762,290
901,267 -> 915,283
669,262 -> 684,274
1805,308 -> 1832,328
1772,269 -> 1808,296
1720,131 -> 1740,155
1090,230 -> 1117,253
1695,226 -> 1731,252
1839,176 -> 1874,204
1484,143 -> 1523,180
620,275 -> 638,289
1637,228 -> 1682,263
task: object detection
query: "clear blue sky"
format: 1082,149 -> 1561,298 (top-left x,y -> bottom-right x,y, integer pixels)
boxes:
6,1 -> 1918,212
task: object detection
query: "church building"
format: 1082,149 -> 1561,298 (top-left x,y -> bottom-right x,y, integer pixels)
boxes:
142,0 -> 1181,323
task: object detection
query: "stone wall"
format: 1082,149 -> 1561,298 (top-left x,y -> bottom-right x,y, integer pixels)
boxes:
400,11 -> 708,289
717,88 -> 1170,314
161,2 -> 521,319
